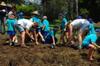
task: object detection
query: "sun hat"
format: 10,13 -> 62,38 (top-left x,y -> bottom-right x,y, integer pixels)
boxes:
0,2 -> 6,6
32,11 -> 39,15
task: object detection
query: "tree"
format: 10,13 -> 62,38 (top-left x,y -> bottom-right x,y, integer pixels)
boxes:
42,0 -> 69,21
79,0 -> 100,21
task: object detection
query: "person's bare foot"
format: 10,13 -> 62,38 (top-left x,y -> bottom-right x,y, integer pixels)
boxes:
35,42 -> 39,45
88,57 -> 94,61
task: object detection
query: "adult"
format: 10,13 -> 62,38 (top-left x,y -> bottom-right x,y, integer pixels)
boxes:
17,12 -> 35,47
82,18 -> 100,61
69,18 -> 90,49
0,2 -> 7,34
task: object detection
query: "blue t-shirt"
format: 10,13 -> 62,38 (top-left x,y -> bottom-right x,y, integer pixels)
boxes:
31,16 -> 42,28
82,34 -> 97,47
61,18 -> 68,30
42,19 -> 50,31
6,18 -> 17,31
88,23 -> 96,35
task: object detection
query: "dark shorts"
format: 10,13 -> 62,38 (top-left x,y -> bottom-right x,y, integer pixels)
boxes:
7,31 -> 16,36
30,27 -> 42,33
43,31 -> 52,44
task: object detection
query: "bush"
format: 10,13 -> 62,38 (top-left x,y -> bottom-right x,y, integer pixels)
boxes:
16,4 -> 39,12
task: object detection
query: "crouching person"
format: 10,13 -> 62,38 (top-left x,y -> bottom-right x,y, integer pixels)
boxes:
82,34 -> 100,61
43,29 -> 56,48
16,12 -> 35,47
42,16 -> 56,48
82,19 -> 100,61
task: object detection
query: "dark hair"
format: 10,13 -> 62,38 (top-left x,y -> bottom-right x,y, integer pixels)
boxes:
87,18 -> 93,23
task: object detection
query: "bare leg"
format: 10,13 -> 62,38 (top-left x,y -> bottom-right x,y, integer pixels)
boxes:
65,31 -> 70,43
59,32 -> 65,44
78,33 -> 82,49
88,44 -> 96,61
34,30 -> 39,45
52,36 -> 55,45
38,32 -> 45,42
20,31 -> 26,47
12,35 -> 17,43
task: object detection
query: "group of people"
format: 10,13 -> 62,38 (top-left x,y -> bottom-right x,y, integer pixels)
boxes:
5,11 -> 56,48
0,5 -> 100,61
59,14 -> 100,61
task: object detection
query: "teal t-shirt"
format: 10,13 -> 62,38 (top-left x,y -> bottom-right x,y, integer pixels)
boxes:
6,19 -> 17,31
61,18 -> 68,30
31,16 -> 42,28
88,23 -> 96,35
42,19 -> 50,31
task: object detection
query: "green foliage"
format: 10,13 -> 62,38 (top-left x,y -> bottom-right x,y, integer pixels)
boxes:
16,4 -> 39,12
79,8 -> 89,17
79,0 -> 84,3
80,8 -> 89,15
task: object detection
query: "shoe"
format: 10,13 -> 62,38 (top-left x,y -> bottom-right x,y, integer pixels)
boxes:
9,42 -> 13,46
10,42 -> 16,46
42,39 -> 45,42
50,44 -> 55,49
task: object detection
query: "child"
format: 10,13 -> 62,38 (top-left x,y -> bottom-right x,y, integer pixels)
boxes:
59,14 -> 68,44
30,11 -> 45,45
42,16 -> 56,48
5,12 -> 17,46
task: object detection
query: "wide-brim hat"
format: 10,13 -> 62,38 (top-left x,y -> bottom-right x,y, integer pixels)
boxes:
32,11 -> 39,15
0,2 -> 6,6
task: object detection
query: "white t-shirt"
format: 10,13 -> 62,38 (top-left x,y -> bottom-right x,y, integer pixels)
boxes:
71,19 -> 90,33
71,19 -> 90,28
17,18 -> 33,30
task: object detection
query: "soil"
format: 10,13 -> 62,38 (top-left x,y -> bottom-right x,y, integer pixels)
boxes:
0,34 -> 100,66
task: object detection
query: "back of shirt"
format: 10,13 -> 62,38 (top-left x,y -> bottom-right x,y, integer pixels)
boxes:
42,19 -> 50,31
61,18 -> 68,30
17,18 -> 33,30
30,16 -> 42,28
88,23 -> 96,35
71,19 -> 90,28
